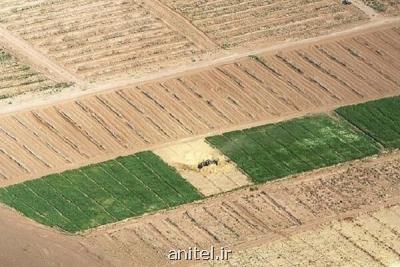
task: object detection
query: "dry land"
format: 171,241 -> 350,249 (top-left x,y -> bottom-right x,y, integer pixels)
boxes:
0,0 -> 208,82
161,0 -> 367,48
154,139 -> 251,196
0,2 -> 399,266
203,205 -> 400,267
0,25 -> 398,187
83,151 -> 400,266
0,47 -> 71,99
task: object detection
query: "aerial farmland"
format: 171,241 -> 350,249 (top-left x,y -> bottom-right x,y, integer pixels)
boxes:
0,0 -> 399,266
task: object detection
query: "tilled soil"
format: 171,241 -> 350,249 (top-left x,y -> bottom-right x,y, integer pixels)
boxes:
83,151 -> 400,267
201,205 -> 400,266
0,25 -> 399,187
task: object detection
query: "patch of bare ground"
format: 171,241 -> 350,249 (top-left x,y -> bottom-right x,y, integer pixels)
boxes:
0,25 -> 398,187
201,205 -> 400,266
83,151 -> 400,267
0,204 -> 110,267
154,139 -> 251,196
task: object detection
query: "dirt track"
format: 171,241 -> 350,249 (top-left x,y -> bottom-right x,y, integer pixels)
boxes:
0,24 -> 398,187
83,151 -> 400,267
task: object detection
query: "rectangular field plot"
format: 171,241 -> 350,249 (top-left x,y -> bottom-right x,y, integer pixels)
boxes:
336,96 -> 400,149
0,0 -> 204,81
0,151 -> 202,232
206,115 -> 379,183
161,0 -> 366,47
0,48 -> 70,99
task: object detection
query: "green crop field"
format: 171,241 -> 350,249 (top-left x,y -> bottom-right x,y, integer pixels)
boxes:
206,115 -> 379,183
0,151 -> 202,232
337,96 -> 400,149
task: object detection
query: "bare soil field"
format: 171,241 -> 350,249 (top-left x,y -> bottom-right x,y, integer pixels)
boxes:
0,47 -> 71,99
0,204 -> 108,267
202,205 -> 400,266
161,0 -> 368,48
0,25 -> 398,187
154,139 -> 251,196
83,151 -> 400,267
0,0 -> 208,82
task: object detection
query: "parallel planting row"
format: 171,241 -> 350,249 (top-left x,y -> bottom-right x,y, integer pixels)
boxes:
1,96 -> 399,232
0,26 -> 398,186
84,154 -> 400,266
337,96 -> 400,149
0,48 -> 71,99
0,152 -> 202,232
0,0 -> 204,81
162,0 -> 367,47
207,115 -> 379,183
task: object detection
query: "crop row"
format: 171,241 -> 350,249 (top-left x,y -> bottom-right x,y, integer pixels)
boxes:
0,0 -> 203,81
162,0 -> 366,47
337,96 -> 400,149
0,27 -> 398,184
0,151 -> 202,232
207,115 -> 379,183
0,97 -> 399,232
0,48 -> 71,99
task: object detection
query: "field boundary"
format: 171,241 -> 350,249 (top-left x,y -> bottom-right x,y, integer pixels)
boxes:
1,18 -> 399,115
141,0 -> 219,51
1,92 -> 399,189
0,25 -> 86,88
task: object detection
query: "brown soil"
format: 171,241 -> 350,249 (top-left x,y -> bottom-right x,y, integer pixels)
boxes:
161,0 -> 368,47
0,0 -> 207,82
0,205 -> 109,267
154,139 -> 251,196
0,24 -> 399,187
82,151 -> 400,267
200,205 -> 400,266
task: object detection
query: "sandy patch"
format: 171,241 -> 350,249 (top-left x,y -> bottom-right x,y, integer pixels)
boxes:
154,139 -> 251,196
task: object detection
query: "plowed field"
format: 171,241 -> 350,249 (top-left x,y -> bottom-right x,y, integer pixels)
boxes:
204,205 -> 400,266
83,152 -> 400,267
0,0 -> 205,81
0,26 -> 398,187
0,47 -> 71,99
161,0 -> 367,47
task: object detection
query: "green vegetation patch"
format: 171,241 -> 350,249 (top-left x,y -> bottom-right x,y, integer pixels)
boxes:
206,115 -> 379,183
361,0 -> 386,12
0,151 -> 202,233
336,96 -> 400,149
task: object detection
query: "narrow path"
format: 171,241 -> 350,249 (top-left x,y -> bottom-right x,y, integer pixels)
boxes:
0,25 -> 86,88
142,0 -> 219,51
